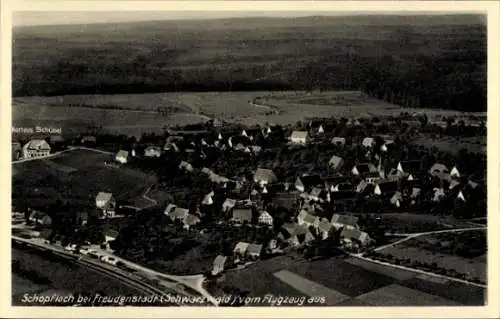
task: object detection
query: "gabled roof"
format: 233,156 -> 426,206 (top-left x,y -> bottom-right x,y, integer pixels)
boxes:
341,228 -> 371,242
290,131 -> 309,140
116,150 -> 129,158
254,168 -> 278,183
329,155 -> 343,168
247,243 -> 263,255
232,208 -> 253,222
96,192 -> 113,203
233,242 -> 249,254
354,163 -> 377,174
318,218 -> 332,233
183,214 -> 201,226
331,214 -> 358,227
24,139 -> 50,151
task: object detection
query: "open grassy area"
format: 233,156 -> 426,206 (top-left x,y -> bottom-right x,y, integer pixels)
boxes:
12,149 -> 155,209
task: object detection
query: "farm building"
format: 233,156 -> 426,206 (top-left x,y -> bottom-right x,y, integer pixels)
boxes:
258,211 -> 273,226
95,192 -> 116,218
253,168 -> 278,185
340,228 -> 373,246
328,155 -> 344,170
331,137 -> 346,147
115,150 -> 129,164
290,131 -> 309,144
144,146 -> 162,158
22,139 -> 51,159
211,255 -> 227,276
28,210 -> 52,226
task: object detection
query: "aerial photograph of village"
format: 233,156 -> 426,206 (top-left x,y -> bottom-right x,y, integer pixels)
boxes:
10,10 -> 487,308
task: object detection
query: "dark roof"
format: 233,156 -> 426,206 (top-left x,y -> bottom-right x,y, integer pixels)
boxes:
329,191 -> 357,200
297,175 -> 323,189
376,181 -> 399,193
399,160 -> 422,174
324,176 -> 351,185
356,163 -> 376,174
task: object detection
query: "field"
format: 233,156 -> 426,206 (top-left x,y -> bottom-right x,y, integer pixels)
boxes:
12,89 -> 484,137
12,245 -> 141,305
12,149 -> 155,209
207,254 -> 485,306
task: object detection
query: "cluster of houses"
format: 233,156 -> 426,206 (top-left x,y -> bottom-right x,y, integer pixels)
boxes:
11,139 -> 52,160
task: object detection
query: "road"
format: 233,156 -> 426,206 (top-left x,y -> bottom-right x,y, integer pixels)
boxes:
350,226 -> 487,288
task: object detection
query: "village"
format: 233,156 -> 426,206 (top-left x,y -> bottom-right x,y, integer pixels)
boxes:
12,111 -> 487,288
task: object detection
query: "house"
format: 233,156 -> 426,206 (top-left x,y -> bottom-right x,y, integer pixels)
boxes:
363,171 -> 383,184
317,125 -> 325,134
449,179 -> 461,190
211,255 -> 227,276
233,242 -> 249,258
104,228 -> 119,243
165,205 -> 189,221
231,208 -> 253,225
22,139 -> 51,158
390,191 -> 403,208
450,166 -> 461,179
179,161 -> 194,173
380,140 -> 396,152
115,150 -> 129,164
331,137 -> 346,147
330,214 -> 359,230
307,187 -> 327,202
95,192 -> 116,218
396,160 -> 422,177
144,146 -> 162,158
290,131 -> 309,144
297,210 -> 320,228
351,163 -> 377,176
295,174 -> 323,193
362,137 -> 375,148
287,224 -> 315,247
183,214 -> 201,230
246,244 -> 263,259
411,187 -> 421,199
318,218 -> 333,240
328,155 -> 344,170
374,181 -> 399,196
258,211 -> 273,226
429,163 -> 450,177
222,198 -> 238,212
81,135 -> 97,144
432,188 -> 446,202
202,191 -> 214,205
457,190 -> 467,202
253,168 -> 278,185
28,211 -> 52,226
341,228 -> 373,246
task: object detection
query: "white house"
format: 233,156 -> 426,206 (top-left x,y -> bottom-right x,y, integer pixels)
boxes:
450,166 -> 461,179
22,139 -> 51,159
144,146 -> 162,158
115,150 -> 129,164
290,131 -> 309,144
362,137 -> 375,148
258,211 -> 274,227
317,125 -> 325,134
95,192 -> 116,218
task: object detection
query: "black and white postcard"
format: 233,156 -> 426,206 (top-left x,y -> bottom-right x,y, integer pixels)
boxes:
2,1 -> 499,318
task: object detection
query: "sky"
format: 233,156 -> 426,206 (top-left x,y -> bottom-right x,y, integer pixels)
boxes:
12,11 -> 463,27
13,11 -> 341,26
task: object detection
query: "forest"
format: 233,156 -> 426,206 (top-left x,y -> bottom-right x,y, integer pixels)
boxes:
12,15 -> 486,112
